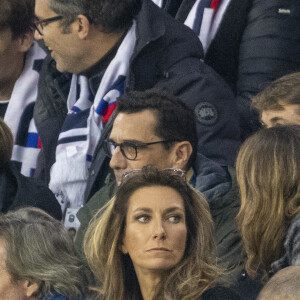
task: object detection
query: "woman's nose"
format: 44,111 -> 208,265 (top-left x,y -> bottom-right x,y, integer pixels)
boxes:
152,220 -> 166,240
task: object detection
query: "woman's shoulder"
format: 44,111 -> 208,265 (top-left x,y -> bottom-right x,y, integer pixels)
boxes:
202,286 -> 241,300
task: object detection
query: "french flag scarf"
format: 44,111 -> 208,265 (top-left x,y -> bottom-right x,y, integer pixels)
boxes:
4,42 -> 46,177
49,22 -> 136,212
184,0 -> 231,52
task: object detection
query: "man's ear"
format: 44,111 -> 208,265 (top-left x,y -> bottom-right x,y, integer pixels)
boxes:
171,141 -> 193,170
23,279 -> 41,298
73,14 -> 90,39
17,30 -> 34,53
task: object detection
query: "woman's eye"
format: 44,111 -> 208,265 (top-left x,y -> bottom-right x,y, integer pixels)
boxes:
136,215 -> 150,223
168,215 -> 181,223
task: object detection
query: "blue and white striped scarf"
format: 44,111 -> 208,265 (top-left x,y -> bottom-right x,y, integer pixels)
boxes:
4,42 -> 46,177
49,22 -> 136,212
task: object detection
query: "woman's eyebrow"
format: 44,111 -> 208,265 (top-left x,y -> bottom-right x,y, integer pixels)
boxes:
133,207 -> 152,213
163,207 -> 184,214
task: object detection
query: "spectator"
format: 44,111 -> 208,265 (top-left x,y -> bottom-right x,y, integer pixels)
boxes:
84,165 -> 240,299
257,266 -> 300,300
177,0 -> 300,138
0,118 -> 62,220
252,72 -> 300,128
75,90 -> 244,288
0,207 -> 87,299
0,0 -> 46,176
33,0 -> 241,212
236,125 -> 300,283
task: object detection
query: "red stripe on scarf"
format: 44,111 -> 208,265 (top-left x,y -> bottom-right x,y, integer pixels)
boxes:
210,0 -> 221,10
102,102 -> 117,122
37,137 -> 42,149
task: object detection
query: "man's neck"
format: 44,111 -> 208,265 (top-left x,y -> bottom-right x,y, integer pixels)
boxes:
77,28 -> 126,75
79,30 -> 125,78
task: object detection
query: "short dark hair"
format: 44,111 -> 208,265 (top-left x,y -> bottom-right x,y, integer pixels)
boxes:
48,0 -> 141,33
252,72 -> 300,115
0,0 -> 34,38
0,119 -> 14,170
115,89 -> 198,169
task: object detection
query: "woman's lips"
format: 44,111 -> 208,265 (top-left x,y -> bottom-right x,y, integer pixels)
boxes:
147,248 -> 170,252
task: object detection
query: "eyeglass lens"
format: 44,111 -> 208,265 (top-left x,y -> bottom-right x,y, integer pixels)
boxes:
106,140 -> 137,160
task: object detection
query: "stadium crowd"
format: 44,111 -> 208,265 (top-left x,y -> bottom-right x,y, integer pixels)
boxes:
0,0 -> 299,299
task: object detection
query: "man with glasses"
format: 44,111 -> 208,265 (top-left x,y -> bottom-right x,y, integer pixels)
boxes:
75,89 -> 245,290
32,0 -> 241,215
0,0 -> 46,176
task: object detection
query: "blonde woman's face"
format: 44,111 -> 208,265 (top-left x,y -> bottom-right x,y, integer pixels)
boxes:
121,186 -> 187,275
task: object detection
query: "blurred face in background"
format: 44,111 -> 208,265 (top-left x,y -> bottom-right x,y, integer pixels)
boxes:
0,26 -> 30,98
261,103 -> 300,128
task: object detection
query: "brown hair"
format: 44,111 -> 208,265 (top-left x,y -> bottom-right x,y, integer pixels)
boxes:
0,207 -> 88,298
84,165 -> 221,300
0,0 -> 34,38
0,118 -> 14,170
236,125 -> 300,282
252,72 -> 300,115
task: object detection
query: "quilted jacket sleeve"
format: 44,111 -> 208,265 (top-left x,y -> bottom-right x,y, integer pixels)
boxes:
237,0 -> 300,137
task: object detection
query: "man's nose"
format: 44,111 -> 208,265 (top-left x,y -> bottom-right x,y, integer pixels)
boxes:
34,29 -> 43,40
109,146 -> 127,170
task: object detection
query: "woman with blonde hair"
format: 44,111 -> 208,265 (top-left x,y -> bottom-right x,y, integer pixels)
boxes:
84,165 -> 239,300
236,125 -> 300,282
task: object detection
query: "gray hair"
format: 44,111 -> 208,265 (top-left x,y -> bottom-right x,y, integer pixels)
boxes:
257,266 -> 300,300
0,207 -> 87,299
47,0 -> 141,33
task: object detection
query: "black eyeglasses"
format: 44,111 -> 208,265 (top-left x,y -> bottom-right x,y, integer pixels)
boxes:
103,139 -> 176,161
33,15 -> 63,35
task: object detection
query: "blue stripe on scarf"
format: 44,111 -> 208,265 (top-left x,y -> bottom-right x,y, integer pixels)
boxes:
95,75 -> 125,115
15,102 -> 35,147
32,59 -> 44,73
26,133 -> 39,148
30,168 -> 36,177
58,135 -> 87,145
72,106 -> 82,112
96,100 -> 108,116
60,109 -> 90,133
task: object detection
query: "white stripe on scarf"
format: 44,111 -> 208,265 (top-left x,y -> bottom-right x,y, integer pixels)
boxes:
49,22 -> 137,212
4,42 -> 46,177
184,0 -> 231,53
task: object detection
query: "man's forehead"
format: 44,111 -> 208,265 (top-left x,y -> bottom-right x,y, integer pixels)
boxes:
35,0 -> 55,18
110,111 -> 158,141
